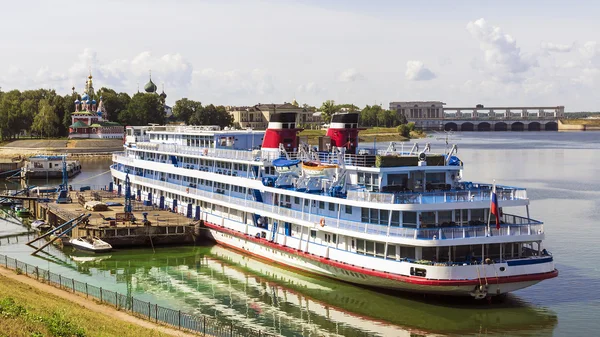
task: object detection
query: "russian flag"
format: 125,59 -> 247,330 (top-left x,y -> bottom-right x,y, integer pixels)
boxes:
490,184 -> 500,229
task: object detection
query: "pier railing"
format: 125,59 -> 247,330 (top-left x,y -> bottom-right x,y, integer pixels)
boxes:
0,254 -> 277,337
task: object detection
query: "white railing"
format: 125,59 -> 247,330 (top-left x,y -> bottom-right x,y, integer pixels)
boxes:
140,143 -> 259,162
346,189 -> 394,204
117,170 -> 544,242
346,185 -> 527,205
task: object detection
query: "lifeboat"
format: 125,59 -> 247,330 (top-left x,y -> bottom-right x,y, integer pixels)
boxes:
272,158 -> 300,174
301,161 -> 338,177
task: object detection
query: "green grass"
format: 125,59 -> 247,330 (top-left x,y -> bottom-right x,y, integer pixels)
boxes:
0,274 -> 168,337
299,127 -> 423,144
561,118 -> 600,126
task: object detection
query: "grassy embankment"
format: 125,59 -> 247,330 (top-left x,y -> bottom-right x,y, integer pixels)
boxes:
0,273 -> 168,337
299,127 -> 425,145
560,118 -> 600,126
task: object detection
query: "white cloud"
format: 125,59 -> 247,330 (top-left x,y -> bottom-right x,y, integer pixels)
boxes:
405,61 -> 436,81
297,82 -> 325,95
64,49 -> 193,94
467,18 -> 536,82
338,68 -> 365,82
192,68 -> 276,102
580,41 -> 600,66
541,42 -> 574,53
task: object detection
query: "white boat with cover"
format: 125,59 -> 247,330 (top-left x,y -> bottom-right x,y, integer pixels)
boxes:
70,236 -> 112,253
110,111 -> 557,299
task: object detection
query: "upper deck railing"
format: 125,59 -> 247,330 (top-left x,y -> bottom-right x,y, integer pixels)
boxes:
112,166 -> 543,241
346,184 -> 527,204
128,141 -> 451,168
113,153 -> 527,205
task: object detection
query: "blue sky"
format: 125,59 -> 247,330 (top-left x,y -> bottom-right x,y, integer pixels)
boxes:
1,0 -> 599,111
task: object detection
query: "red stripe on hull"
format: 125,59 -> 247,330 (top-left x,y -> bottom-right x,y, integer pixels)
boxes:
203,222 -> 559,287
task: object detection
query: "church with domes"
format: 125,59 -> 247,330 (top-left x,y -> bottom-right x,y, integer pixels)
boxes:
141,72 -> 172,118
68,72 -> 124,139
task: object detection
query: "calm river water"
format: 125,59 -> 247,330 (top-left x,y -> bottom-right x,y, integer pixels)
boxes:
1,132 -> 599,337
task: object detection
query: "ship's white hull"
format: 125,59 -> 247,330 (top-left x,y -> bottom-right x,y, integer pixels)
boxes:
205,227 -> 547,297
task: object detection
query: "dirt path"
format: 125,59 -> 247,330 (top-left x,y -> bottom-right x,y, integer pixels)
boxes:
0,267 -> 200,337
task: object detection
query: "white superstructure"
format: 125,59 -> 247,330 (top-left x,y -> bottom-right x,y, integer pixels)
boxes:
110,113 -> 557,299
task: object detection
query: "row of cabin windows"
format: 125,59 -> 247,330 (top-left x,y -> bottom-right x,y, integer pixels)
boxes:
357,172 -> 379,192
361,208 -> 417,227
355,239 -> 417,260
360,208 -> 488,227
185,136 -> 215,147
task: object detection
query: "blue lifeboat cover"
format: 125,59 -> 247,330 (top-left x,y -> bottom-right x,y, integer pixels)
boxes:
447,155 -> 461,166
272,158 -> 300,167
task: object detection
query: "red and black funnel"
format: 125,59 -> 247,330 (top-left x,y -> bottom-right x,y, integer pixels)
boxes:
262,112 -> 303,152
326,112 -> 363,154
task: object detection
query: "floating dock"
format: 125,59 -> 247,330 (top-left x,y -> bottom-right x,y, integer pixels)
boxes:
33,190 -> 199,248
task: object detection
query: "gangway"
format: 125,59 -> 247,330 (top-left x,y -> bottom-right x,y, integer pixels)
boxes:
26,213 -> 86,246
0,185 -> 38,204
30,214 -> 91,255
2,168 -> 22,180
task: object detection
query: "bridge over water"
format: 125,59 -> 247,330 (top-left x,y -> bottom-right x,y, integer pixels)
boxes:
409,105 -> 564,131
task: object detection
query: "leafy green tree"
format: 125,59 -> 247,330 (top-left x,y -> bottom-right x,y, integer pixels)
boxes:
213,105 -> 234,127
122,93 -> 164,126
97,87 -> 131,122
173,98 -> 202,123
397,124 -> 410,138
188,104 -> 233,128
359,105 -> 380,127
319,100 -> 339,124
0,90 -> 23,139
302,103 -> 317,112
398,112 -> 408,125
31,99 -> 60,137
337,103 -> 359,112
62,92 -> 79,133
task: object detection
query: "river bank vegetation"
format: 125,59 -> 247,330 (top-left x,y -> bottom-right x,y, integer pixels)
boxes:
0,87 -> 415,141
0,273 -> 168,337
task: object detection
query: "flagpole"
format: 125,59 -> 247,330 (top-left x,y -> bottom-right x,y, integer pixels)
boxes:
486,179 -> 495,235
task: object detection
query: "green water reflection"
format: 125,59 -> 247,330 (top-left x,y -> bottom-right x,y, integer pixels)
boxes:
0,238 -> 556,337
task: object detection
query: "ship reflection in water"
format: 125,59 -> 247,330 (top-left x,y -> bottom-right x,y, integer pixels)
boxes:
61,244 -> 558,337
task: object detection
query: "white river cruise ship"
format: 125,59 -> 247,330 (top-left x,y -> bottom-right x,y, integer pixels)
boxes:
110,112 -> 558,299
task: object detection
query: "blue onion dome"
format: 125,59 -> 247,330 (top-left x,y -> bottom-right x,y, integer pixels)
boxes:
160,90 -> 167,99
86,99 -> 91,104
144,79 -> 158,93
91,99 -> 97,104
74,99 -> 81,104
82,93 -> 89,100
99,96 -> 103,100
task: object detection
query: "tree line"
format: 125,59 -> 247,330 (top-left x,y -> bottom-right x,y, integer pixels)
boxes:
0,87 -> 233,140
318,100 -> 408,127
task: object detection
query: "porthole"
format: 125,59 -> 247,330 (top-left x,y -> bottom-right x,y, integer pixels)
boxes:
499,267 -> 506,272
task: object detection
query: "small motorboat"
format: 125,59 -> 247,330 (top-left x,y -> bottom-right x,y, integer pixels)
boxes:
70,236 -> 112,253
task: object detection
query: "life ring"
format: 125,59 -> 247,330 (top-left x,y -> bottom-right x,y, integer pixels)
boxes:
320,218 -> 325,227
202,148 -> 208,156
174,206 -> 178,213
186,188 -> 189,193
